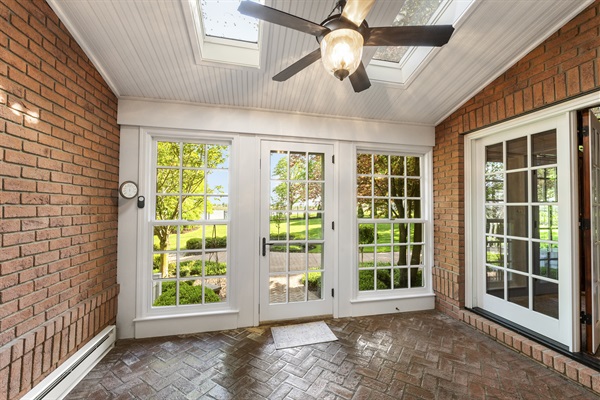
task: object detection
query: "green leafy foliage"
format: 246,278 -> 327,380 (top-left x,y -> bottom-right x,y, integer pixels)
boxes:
154,142 -> 228,278
358,225 -> 375,245
153,260 -> 227,277
299,273 -> 322,297
358,268 -> 423,290
185,236 -> 227,250
153,281 -> 220,306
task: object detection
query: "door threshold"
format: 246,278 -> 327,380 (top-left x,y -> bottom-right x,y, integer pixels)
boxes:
260,314 -> 334,326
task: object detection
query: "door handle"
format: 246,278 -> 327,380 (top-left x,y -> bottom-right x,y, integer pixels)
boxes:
262,237 -> 274,257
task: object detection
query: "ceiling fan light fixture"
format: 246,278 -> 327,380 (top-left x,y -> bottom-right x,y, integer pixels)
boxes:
320,28 -> 363,81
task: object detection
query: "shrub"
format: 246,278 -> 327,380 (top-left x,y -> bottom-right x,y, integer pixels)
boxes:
358,269 -> 395,290
186,238 -> 202,250
358,225 -> 375,245
205,261 -> 226,276
179,260 -> 226,277
185,237 -> 227,252
180,260 -> 201,277
153,281 -> 220,306
153,255 -> 162,273
358,225 -> 375,262
376,269 -> 391,288
206,236 -> 227,249
300,273 -> 322,296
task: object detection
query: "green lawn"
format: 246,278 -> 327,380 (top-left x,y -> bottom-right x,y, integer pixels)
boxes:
154,224 -> 227,250
269,215 -> 323,240
155,220 -> 421,254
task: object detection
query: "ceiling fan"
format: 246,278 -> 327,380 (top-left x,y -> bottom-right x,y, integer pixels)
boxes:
238,0 -> 455,92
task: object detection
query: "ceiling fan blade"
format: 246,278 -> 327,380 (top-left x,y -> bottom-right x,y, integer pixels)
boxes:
238,1 -> 329,37
349,62 -> 371,93
273,48 -> 322,82
341,0 -> 376,27
365,25 -> 455,47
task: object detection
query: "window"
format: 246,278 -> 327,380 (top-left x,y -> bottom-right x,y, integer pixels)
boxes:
367,0 -> 474,86
151,140 -> 230,308
200,0 -> 259,43
373,0 -> 444,63
183,0 -> 261,68
356,152 -> 426,293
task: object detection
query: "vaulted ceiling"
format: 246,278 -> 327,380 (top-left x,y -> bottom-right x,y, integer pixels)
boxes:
48,0 -> 592,126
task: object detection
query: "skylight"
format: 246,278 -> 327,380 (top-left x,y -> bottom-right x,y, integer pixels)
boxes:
200,0 -> 259,43
373,0 -> 444,63
367,0 -> 474,86
182,0 -> 262,68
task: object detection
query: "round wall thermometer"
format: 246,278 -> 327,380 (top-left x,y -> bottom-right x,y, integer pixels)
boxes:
119,181 -> 138,199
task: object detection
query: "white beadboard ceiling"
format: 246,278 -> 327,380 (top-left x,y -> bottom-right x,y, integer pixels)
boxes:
48,0 -> 593,126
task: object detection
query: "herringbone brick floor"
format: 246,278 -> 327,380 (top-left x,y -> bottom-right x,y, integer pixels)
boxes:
66,311 -> 597,399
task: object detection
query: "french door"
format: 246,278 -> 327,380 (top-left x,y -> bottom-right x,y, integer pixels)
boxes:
583,110 -> 600,353
471,115 -> 575,348
259,141 -> 334,322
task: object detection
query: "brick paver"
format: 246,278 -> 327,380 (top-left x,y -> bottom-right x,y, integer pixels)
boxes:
66,311 -> 597,399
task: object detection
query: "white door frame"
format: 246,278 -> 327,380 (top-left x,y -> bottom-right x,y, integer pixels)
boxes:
259,140 -> 336,322
465,92 -> 600,352
584,109 -> 600,352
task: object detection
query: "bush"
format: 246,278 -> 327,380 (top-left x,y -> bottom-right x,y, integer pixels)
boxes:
185,237 -> 227,253
205,261 -> 226,276
206,236 -> 227,249
179,260 -> 226,277
358,270 -> 389,290
153,281 -> 220,306
153,255 -> 162,273
376,269 -> 391,288
358,225 -> 375,245
300,273 -> 322,295
186,238 -> 202,250
179,260 -> 202,277
358,269 -> 422,290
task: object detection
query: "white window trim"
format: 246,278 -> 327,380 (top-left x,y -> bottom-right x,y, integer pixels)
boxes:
136,127 -> 239,321
181,0 -> 261,69
352,144 -> 435,302
464,92 -> 600,351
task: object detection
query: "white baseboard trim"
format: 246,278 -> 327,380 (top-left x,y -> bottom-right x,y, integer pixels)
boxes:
23,325 -> 116,400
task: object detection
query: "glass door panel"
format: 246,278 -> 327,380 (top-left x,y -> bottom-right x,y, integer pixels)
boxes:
475,117 -> 574,349
260,142 -> 333,321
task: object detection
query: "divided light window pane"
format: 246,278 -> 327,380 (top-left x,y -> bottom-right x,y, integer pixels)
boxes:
200,0 -> 259,43
373,0 -> 444,63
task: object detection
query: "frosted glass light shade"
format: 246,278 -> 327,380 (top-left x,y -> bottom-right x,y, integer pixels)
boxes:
320,29 -> 364,81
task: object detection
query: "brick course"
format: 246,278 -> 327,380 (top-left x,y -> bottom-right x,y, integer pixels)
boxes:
459,310 -> 600,395
0,1 -> 119,399
433,1 -> 600,314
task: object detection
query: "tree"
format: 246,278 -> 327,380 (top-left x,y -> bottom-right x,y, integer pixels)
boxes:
155,142 -> 227,278
271,152 -> 323,212
356,153 -> 422,267
358,224 -> 375,263
374,0 -> 443,62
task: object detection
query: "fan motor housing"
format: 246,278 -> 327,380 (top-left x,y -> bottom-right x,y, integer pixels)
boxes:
317,15 -> 371,43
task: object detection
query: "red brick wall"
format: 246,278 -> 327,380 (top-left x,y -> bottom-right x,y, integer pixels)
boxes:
433,1 -> 600,317
0,1 -> 119,399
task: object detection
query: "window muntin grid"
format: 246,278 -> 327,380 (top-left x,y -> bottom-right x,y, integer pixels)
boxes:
356,152 -> 426,292
268,151 -> 326,304
151,140 -> 230,308
484,130 -> 559,319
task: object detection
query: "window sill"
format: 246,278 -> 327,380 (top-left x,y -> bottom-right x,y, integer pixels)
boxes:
350,292 -> 434,304
134,308 -> 239,323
